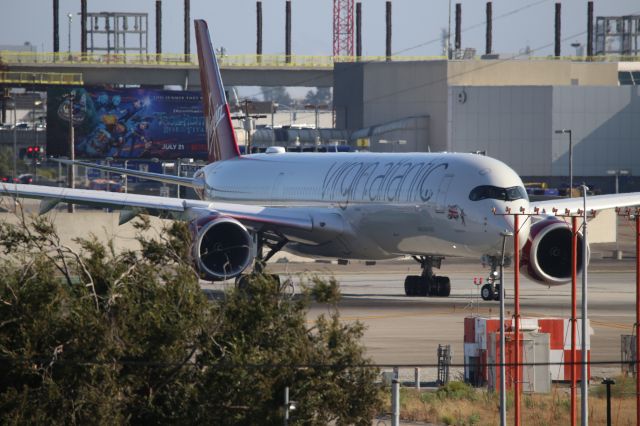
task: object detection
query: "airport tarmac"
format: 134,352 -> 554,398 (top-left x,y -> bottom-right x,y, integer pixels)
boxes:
202,257 -> 639,379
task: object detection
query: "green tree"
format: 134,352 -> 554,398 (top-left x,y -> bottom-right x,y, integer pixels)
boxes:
303,87 -> 332,106
0,215 -> 208,424
261,86 -> 293,107
0,213 -> 381,424
0,147 -> 15,177
195,275 -> 381,425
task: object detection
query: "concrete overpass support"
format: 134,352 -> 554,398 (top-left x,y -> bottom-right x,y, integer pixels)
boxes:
285,1 -> 292,63
385,1 -> 391,61
81,0 -> 87,54
257,1 -> 263,58
486,2 -> 492,55
156,0 -> 162,55
455,3 -> 461,51
53,0 -> 59,54
356,2 -> 362,58
184,0 -> 190,62
555,2 -> 561,57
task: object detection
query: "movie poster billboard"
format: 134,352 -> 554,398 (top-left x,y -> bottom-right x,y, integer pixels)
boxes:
47,87 -> 207,160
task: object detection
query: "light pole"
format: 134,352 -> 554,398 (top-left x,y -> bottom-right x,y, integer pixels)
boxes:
67,13 -> 73,60
105,156 -> 113,192
283,386 -> 296,425
123,159 -> 129,193
607,169 -> 629,260
304,103 -> 329,130
555,129 -> 573,197
63,91 -> 75,213
607,169 -> 630,194
7,96 -> 17,178
33,97 -> 42,180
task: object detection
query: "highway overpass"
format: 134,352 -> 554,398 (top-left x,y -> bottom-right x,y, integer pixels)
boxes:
0,52 -> 339,88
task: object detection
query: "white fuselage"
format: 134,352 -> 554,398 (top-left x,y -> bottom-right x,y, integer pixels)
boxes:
199,152 -> 530,260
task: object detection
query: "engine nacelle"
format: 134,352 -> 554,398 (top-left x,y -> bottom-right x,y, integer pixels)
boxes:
190,215 -> 253,281
521,218 -> 588,286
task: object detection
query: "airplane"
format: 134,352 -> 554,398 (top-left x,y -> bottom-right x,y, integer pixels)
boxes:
2,19 -> 640,301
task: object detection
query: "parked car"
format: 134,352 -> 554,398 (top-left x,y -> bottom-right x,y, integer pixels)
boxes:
17,174 -> 33,184
1,176 -> 17,183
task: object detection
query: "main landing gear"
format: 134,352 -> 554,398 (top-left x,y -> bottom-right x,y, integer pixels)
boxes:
235,232 -> 288,290
404,256 -> 451,297
480,256 -> 503,301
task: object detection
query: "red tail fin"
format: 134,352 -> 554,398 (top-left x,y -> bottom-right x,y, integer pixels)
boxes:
194,20 -> 240,163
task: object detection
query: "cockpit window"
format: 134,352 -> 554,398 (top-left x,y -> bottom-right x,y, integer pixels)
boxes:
469,185 -> 528,202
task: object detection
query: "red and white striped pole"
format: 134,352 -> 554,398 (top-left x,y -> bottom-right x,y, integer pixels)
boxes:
571,216 -> 578,426
513,213 -> 521,426
634,215 -> 640,425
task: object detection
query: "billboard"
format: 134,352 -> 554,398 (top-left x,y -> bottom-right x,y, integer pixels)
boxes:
47,87 -> 207,160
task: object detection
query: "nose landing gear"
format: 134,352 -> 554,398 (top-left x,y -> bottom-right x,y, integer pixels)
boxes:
480,256 -> 504,301
404,256 -> 451,297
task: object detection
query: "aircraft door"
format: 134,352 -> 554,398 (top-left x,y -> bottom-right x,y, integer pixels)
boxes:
435,174 -> 454,213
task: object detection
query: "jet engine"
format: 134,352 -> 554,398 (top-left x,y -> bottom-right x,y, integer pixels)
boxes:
190,215 -> 253,281
521,218 -> 588,286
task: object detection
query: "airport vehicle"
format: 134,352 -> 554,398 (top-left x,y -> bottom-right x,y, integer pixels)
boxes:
2,20 -> 640,300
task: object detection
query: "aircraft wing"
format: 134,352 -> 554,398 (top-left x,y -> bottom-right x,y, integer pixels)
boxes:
54,159 -> 204,190
531,192 -> 640,215
0,184 -> 322,234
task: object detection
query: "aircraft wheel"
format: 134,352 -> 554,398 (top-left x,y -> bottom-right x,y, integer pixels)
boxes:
481,283 -> 494,301
436,276 -> 451,297
235,274 -> 252,292
425,278 -> 438,297
417,277 -> 429,297
404,275 -> 421,296
404,276 -> 414,296
493,284 -> 502,301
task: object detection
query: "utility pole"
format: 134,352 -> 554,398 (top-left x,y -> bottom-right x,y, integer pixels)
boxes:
64,92 -> 75,213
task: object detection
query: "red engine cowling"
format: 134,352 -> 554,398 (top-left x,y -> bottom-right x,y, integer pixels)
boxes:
521,218 -> 588,286
190,214 -> 253,281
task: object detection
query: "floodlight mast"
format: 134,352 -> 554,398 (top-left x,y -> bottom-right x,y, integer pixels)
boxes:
555,129 -> 573,197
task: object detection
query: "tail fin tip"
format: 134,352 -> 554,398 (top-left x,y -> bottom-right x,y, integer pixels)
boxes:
194,19 -> 240,163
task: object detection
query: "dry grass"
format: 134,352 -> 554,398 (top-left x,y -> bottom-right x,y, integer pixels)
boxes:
383,378 -> 638,425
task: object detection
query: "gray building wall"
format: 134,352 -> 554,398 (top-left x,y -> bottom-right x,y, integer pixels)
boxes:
334,60 -> 639,183
333,63 -> 364,130
450,85 -> 640,177
334,61 -> 448,151
552,86 -> 640,176
449,86 -> 553,176
363,61 -> 448,152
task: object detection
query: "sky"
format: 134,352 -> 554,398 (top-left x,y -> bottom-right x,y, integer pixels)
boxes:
1,0 -> 639,58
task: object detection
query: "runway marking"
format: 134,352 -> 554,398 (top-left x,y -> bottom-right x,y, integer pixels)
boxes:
327,307 -> 635,331
590,319 -> 633,331
325,305 -> 497,322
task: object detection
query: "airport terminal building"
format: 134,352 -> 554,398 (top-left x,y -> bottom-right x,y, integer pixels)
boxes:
334,59 -> 640,191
